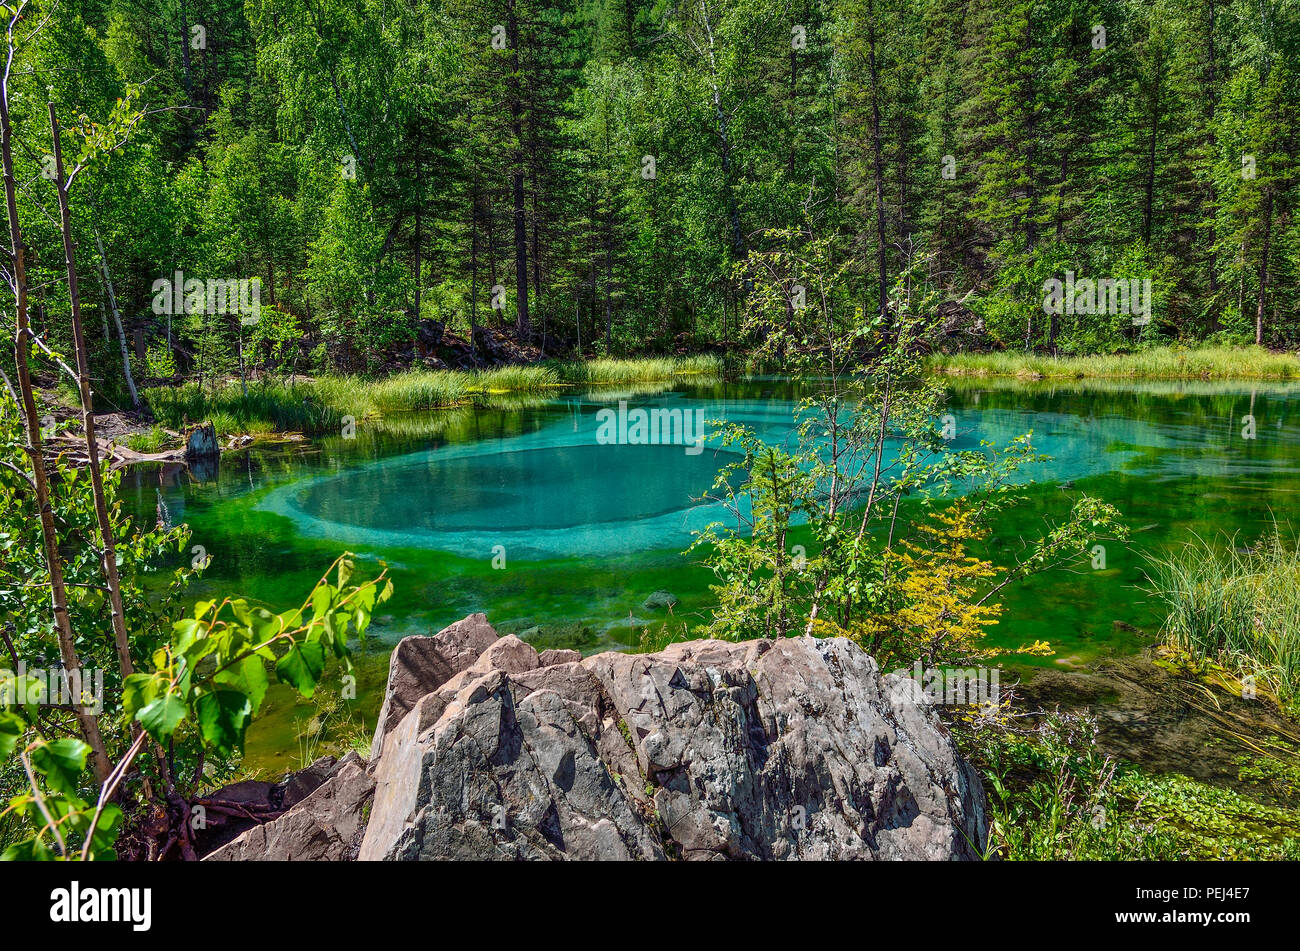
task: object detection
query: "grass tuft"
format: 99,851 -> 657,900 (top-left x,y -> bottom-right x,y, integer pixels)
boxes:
1146,529 -> 1300,709
929,345 -> 1300,381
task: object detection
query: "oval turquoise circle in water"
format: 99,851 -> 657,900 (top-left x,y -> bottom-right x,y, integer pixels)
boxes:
295,443 -> 736,533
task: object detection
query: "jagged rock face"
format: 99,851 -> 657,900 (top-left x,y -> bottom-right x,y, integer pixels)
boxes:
368,613 -> 500,755
359,623 -> 988,861
203,753 -> 374,861
203,617 -> 987,861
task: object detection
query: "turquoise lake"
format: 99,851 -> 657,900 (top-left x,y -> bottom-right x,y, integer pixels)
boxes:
119,377 -> 1300,773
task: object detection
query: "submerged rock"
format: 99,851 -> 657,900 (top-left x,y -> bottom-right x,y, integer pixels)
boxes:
357,617 -> 987,861
642,590 -> 678,611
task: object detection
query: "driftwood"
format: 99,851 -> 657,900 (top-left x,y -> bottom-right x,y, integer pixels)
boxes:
50,432 -> 188,470
50,420 -> 244,471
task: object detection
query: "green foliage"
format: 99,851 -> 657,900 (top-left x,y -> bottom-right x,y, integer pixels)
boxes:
121,555 -> 391,756
144,346 -> 176,379
1147,528 -> 1300,712
125,425 -> 168,453
0,397 -> 193,698
4,0 -> 1299,404
971,711 -> 1300,860
144,357 -> 722,434
0,733 -> 122,861
0,385 -> 390,859
305,180 -> 410,370
248,305 -> 302,374
1,547 -> 390,859
931,345 -> 1300,380
692,230 -> 1125,666
145,380 -> 357,435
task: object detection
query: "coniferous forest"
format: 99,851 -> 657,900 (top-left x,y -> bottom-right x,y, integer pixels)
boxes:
9,0 -> 1300,397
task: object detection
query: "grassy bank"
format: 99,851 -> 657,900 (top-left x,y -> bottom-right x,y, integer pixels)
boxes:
1147,530 -> 1300,711
144,355 -> 723,436
975,712 -> 1300,860
929,345 -> 1300,381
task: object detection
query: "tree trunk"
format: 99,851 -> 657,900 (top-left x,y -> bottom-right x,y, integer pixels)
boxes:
178,0 -> 194,103
604,111 -> 615,353
413,168 -> 423,328
1205,0 -> 1220,330
866,0 -> 888,317
90,216 -> 139,407
1142,53 -> 1162,246
0,50 -> 110,782
699,1 -> 745,259
506,0 -> 530,339
1023,11 -> 1038,254
1255,188 -> 1273,346
49,104 -> 137,685
470,171 -> 480,333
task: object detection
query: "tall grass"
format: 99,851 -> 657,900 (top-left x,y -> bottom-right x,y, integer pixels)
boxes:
930,346 -> 1300,381
145,381 -> 361,435
144,356 -> 722,434
368,365 -> 568,411
125,424 -> 169,453
555,354 -> 721,385
1146,530 -> 1300,708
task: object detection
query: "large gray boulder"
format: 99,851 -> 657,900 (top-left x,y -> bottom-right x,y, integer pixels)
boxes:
359,628 -> 988,861
369,613 -> 500,755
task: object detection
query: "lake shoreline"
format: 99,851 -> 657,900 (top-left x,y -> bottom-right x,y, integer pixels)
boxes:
929,344 -> 1300,381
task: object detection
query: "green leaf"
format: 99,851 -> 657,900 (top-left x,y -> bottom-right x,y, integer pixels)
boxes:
121,672 -> 162,718
29,738 -> 90,796
0,711 -> 25,760
1,836 -> 53,861
172,617 -> 204,654
275,641 -> 326,697
310,584 -> 332,619
215,654 -> 270,715
180,632 -> 220,668
7,673 -> 46,719
350,606 -> 370,648
66,801 -> 122,854
194,688 -> 252,756
138,694 -> 187,742
250,607 -> 282,643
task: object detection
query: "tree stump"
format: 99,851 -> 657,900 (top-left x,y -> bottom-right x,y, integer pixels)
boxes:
184,421 -> 220,460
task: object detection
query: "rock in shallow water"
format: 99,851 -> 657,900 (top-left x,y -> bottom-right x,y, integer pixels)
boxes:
642,590 -> 678,611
